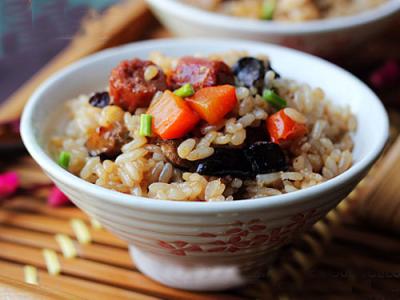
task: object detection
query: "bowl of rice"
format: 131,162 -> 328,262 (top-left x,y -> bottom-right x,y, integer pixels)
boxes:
21,38 -> 388,291
146,0 -> 400,56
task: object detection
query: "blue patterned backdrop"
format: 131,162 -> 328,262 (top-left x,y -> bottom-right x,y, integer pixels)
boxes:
0,0 -> 118,104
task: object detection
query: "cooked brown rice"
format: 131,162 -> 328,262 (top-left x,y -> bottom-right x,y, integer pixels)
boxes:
49,51 -> 356,202
185,0 -> 388,22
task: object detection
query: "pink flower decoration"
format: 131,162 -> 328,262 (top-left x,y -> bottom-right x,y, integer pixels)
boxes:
0,171 -> 20,199
47,186 -> 70,207
370,60 -> 400,89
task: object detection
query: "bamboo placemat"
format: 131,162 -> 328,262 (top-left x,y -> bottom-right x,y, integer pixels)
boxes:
1,1 -> 400,298
1,146 -> 398,299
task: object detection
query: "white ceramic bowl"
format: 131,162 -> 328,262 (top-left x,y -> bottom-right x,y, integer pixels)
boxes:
21,38 -> 388,291
146,0 -> 400,57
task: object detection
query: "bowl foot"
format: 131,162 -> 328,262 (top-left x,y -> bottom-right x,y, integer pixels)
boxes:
129,245 -> 251,291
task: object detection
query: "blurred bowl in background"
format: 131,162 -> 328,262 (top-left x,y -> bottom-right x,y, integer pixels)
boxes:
146,0 -> 400,57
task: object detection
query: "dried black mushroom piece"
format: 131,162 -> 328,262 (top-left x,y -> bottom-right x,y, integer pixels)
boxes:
245,124 -> 269,146
244,141 -> 287,174
89,92 -> 110,108
232,57 -> 282,93
196,147 -> 253,178
233,57 -> 265,92
196,141 -> 287,178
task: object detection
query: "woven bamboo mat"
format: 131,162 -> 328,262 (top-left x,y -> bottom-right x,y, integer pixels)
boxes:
0,153 -> 395,300
1,1 -> 400,298
1,146 -> 398,299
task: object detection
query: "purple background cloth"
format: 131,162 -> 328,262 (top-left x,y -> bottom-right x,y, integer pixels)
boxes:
0,0 -> 116,105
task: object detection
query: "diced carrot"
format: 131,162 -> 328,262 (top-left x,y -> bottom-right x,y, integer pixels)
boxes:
266,108 -> 308,144
147,91 -> 200,139
186,85 -> 237,124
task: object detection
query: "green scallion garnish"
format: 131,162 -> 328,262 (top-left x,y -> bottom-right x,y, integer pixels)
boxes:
139,114 -> 153,137
262,89 -> 287,109
173,83 -> 195,98
261,0 -> 276,20
58,151 -> 71,169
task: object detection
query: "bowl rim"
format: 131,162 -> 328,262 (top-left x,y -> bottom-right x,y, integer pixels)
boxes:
21,38 -> 389,214
146,0 -> 400,34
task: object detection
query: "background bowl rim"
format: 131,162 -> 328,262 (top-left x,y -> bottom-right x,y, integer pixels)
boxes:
145,0 -> 400,34
20,38 -> 389,214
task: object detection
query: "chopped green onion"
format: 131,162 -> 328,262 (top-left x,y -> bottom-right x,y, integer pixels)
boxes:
139,114 -> 153,137
173,83 -> 195,98
58,151 -> 71,169
261,0 -> 276,20
262,89 -> 287,109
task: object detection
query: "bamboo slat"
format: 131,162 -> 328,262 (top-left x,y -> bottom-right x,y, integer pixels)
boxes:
0,226 -> 132,269
0,241 -> 239,300
4,197 -> 89,220
0,261 -> 157,300
0,210 -> 127,248
333,225 -> 400,254
0,274 -> 76,300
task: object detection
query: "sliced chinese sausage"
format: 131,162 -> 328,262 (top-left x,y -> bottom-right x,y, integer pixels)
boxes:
109,59 -> 167,113
168,56 -> 235,90
86,122 -> 130,160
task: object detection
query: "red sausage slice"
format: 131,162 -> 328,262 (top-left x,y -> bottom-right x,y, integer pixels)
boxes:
109,59 -> 167,113
168,56 -> 234,90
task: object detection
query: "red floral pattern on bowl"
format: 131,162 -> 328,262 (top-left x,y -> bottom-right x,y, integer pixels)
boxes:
157,208 -> 322,256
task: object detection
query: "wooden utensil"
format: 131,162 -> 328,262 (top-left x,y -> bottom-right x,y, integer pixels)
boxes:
0,0 -> 155,123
